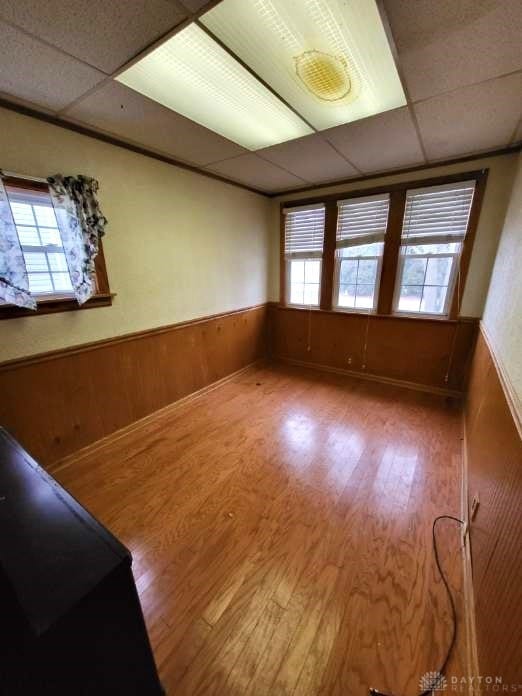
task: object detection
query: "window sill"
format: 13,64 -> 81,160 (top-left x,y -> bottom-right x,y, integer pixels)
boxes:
0,293 -> 115,320
392,310 -> 449,321
285,303 -> 321,310
333,305 -> 378,315
275,303 -> 474,324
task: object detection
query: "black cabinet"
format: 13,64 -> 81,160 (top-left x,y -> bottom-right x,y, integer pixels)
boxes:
0,427 -> 163,695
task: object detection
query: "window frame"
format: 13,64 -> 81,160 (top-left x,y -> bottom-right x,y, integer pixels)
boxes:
285,255 -> 323,308
0,176 -> 113,320
392,179 -> 477,319
332,192 -> 390,314
279,169 -> 488,321
282,203 -> 326,309
333,244 -> 384,313
392,245 -> 461,319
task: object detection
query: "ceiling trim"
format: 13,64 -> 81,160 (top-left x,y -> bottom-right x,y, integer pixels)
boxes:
1,96 -> 519,201
269,143 -> 522,198
0,96 -> 269,197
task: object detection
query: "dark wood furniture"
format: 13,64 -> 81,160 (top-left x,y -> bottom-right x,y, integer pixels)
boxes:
0,427 -> 163,695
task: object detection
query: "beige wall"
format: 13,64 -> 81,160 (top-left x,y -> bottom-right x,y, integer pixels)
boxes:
269,153 -> 519,317
482,152 -> 522,412
0,108 -> 272,362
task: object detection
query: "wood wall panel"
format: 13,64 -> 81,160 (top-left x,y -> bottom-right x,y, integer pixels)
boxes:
269,305 -> 478,393
0,305 -> 268,466
465,329 -> 522,684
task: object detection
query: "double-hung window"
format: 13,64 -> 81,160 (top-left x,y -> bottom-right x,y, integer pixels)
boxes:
0,176 -> 111,318
3,181 -> 74,298
284,203 -> 325,307
394,180 -> 476,317
334,193 -> 390,311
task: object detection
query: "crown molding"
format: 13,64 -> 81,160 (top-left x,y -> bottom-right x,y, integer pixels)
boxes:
0,97 -> 269,198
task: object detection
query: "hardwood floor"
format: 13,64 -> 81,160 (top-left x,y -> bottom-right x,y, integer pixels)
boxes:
53,363 -> 467,695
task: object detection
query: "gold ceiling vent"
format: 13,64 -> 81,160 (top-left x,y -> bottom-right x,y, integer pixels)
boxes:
294,50 -> 352,102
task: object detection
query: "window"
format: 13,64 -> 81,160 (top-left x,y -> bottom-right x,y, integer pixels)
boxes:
280,171 -> 485,320
394,180 -> 476,317
3,182 -> 74,298
0,177 -> 111,319
283,203 -> 325,307
334,193 -> 389,311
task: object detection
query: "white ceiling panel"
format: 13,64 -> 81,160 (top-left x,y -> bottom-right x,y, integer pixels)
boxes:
415,73 -> 522,161
206,154 -> 306,192
0,0 -> 186,74
202,0 -> 406,131
258,135 -> 359,183
117,24 -> 312,150
384,0 -> 522,102
322,107 -> 425,172
0,21 -> 105,111
64,81 -> 246,166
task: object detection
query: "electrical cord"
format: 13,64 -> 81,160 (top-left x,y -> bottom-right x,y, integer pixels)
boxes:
369,514 -> 464,696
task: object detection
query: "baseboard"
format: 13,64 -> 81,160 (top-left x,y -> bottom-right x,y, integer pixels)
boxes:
49,359 -> 265,475
275,357 -> 463,398
461,423 -> 480,689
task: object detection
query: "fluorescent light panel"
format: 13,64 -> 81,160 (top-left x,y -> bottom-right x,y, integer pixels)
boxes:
201,0 -> 407,131
116,24 -> 312,150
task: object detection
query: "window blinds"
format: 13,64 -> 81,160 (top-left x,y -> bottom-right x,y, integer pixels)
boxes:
283,203 -> 325,258
401,180 -> 476,245
336,193 -> 390,248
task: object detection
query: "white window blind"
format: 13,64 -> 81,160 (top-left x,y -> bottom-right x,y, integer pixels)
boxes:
401,180 -> 476,245
284,203 -> 325,258
336,193 -> 390,247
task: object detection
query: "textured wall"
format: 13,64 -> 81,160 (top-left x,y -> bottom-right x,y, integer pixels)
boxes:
0,107 -> 272,362
482,152 -> 522,411
270,153 -> 518,317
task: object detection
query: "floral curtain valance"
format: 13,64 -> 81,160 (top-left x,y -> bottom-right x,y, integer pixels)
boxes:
47,175 -> 108,305
0,172 -> 107,309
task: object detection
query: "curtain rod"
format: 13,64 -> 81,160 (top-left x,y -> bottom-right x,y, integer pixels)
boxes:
1,170 -> 48,183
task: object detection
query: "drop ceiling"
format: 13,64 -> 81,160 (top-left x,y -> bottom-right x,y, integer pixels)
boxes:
0,0 -> 520,195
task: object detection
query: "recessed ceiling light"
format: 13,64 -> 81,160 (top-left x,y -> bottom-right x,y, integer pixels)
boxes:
201,0 -> 407,131
116,24 -> 313,150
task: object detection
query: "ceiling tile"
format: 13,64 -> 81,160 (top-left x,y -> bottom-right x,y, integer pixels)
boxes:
322,107 -> 425,173
0,0 -> 186,74
64,81 -> 247,166
206,154 -> 306,192
415,73 -> 522,160
258,135 -> 359,184
0,21 -> 105,111
384,0 -> 522,101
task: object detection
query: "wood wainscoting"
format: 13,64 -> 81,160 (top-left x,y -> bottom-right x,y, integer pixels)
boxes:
0,304 -> 268,467
269,304 -> 478,395
465,327 -> 522,684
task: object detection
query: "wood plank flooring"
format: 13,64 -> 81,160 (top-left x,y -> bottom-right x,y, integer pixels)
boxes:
53,363 -> 467,695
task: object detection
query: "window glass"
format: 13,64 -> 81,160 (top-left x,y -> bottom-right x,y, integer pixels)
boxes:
337,242 -> 382,310
289,258 -> 320,306
6,194 -> 73,298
